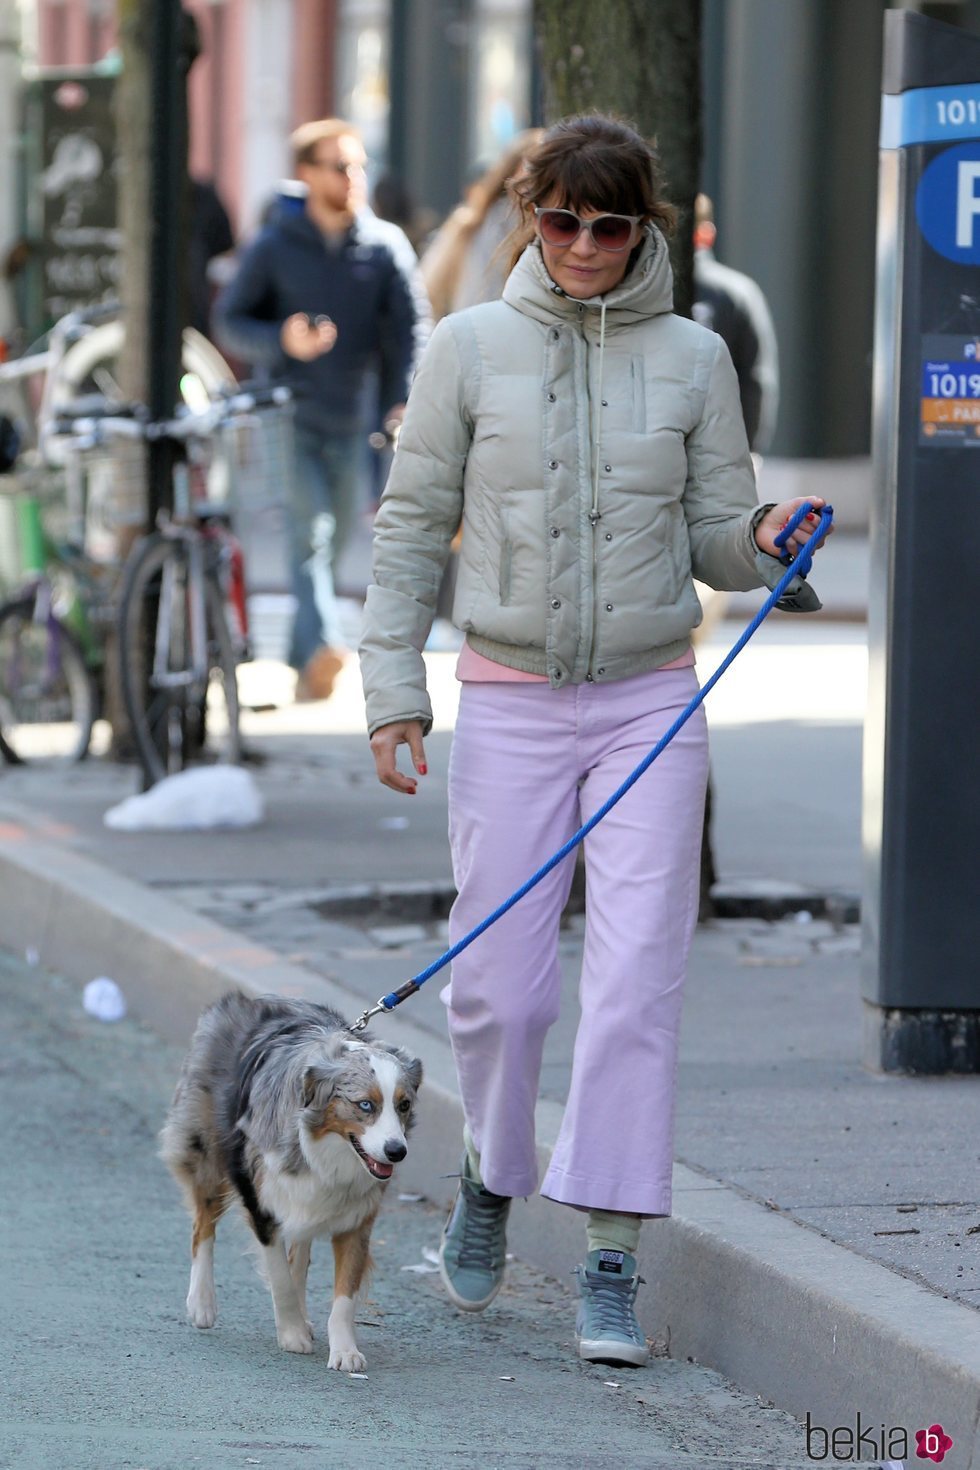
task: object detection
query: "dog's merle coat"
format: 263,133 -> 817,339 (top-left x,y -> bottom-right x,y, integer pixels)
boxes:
160,991 -> 422,1370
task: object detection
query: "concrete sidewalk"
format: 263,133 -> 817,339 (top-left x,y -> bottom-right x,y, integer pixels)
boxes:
3,595 -> 980,1461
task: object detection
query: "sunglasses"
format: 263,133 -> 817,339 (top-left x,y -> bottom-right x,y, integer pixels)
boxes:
308,159 -> 364,176
534,207 -> 641,253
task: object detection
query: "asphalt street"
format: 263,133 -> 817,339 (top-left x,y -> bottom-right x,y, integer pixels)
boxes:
0,948 -> 808,1470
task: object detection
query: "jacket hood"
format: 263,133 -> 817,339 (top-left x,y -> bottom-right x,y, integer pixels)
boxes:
501,224 -> 674,329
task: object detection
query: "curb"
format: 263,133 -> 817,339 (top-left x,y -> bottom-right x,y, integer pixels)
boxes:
1,821 -> 977,1459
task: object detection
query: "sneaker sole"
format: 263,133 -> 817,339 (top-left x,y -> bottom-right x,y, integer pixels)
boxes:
578,1338 -> 649,1367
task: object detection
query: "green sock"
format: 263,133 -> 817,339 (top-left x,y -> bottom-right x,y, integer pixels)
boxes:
463,1123 -> 483,1185
586,1209 -> 641,1258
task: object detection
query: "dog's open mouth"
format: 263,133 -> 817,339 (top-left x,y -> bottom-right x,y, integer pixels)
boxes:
349,1134 -> 395,1180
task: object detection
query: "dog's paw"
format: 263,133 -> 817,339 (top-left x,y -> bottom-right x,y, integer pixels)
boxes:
186,1288 -> 217,1329
277,1320 -> 315,1354
328,1343 -> 367,1373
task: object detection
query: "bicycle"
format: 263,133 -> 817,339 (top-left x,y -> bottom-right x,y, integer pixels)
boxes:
60,385 -> 290,788
0,419 -> 117,765
0,304 -> 241,768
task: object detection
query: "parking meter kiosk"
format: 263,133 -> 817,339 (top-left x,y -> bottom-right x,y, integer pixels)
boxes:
864,10 -> 980,1073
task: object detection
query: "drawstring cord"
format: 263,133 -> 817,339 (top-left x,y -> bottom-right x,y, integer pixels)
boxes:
591,298 -> 608,521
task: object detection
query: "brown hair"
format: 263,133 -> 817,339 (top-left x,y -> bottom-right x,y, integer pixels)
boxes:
505,113 -> 676,272
290,118 -> 362,171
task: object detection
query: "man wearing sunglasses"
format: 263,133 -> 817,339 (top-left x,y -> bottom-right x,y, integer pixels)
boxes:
216,119 -> 425,702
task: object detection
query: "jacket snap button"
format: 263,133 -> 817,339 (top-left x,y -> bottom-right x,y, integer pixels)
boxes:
604,464 -> 612,473
549,460 -> 559,470
550,330 -> 560,341
605,532 -> 613,541
601,398 -> 608,406
597,667 -> 605,676
551,599 -> 561,609
553,669 -> 562,679
547,392 -> 556,402
550,526 -> 560,538
585,673 -> 594,682
605,603 -> 614,612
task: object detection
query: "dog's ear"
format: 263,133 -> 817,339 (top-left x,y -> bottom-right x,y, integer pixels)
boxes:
389,1047 -> 423,1094
302,1063 -> 339,1110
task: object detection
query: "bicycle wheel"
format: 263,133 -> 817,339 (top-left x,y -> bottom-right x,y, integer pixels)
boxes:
0,596 -> 97,764
119,535 -> 240,786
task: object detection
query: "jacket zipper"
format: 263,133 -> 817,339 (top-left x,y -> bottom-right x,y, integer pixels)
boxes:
584,300 -> 607,681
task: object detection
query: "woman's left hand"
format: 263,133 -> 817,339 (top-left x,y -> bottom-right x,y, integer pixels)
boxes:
754,497 -> 834,561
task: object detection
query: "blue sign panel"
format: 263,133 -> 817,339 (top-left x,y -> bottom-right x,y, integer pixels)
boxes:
880,83 -> 980,149
915,142 -> 980,264
919,334 -> 980,448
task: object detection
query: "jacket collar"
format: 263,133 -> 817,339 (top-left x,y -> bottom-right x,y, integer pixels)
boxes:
501,225 -> 674,329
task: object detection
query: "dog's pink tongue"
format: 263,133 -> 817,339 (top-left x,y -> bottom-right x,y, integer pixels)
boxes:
372,1159 -> 394,1179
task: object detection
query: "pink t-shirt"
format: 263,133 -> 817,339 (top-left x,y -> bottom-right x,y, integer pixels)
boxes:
456,640 -> 694,682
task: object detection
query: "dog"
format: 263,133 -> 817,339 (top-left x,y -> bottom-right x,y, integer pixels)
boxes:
160,990 -> 422,1371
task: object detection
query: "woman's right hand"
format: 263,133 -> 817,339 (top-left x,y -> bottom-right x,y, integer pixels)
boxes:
369,720 -> 428,795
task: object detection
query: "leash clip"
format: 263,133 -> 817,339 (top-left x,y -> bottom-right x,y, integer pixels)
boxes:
347,997 -> 389,1033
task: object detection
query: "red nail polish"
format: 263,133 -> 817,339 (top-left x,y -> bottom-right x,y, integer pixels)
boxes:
418,764 -> 427,775
807,513 -> 816,523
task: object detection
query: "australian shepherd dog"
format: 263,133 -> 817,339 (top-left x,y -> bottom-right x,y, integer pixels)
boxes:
160,991 -> 423,1371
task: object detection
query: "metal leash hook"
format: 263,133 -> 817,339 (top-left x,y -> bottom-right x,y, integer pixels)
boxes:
348,980 -> 421,1033
345,501 -> 834,1031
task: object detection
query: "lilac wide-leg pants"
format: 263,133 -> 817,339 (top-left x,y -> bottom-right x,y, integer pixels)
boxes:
441,666 -> 709,1217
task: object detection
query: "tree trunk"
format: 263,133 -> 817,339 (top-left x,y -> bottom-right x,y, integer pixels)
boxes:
534,1 -> 716,917
533,0 -> 701,317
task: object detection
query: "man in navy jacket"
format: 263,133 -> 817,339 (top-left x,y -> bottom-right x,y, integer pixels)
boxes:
215,119 -> 421,699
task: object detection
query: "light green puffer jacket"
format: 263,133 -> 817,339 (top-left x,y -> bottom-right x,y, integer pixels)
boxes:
360,226 -> 781,737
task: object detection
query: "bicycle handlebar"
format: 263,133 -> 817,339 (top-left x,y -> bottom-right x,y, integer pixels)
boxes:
48,383 -> 292,447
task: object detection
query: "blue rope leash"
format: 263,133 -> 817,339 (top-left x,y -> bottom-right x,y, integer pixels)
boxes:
348,501 -> 833,1031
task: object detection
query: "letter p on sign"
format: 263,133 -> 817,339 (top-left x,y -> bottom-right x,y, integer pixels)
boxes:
956,161 -> 980,247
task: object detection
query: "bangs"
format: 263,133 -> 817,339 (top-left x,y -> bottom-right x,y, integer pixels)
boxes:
544,147 -> 647,218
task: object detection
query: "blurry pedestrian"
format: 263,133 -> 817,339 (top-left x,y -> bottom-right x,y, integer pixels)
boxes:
360,114 -> 828,1367
188,178 -> 235,341
215,119 -> 419,701
691,195 -> 781,915
420,130 -> 544,320
693,193 -> 779,454
371,173 -> 439,257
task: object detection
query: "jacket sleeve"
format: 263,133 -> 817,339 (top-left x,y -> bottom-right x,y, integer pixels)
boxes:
682,335 -> 777,591
359,317 -> 472,737
213,234 -> 285,367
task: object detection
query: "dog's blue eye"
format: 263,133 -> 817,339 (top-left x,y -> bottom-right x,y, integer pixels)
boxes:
358,1100 -> 375,1113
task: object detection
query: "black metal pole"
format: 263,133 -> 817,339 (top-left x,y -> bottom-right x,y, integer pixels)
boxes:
146,0 -> 185,526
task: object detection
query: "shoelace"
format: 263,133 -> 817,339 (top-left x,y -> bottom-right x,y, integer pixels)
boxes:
580,1269 -> 644,1339
455,1180 -> 508,1270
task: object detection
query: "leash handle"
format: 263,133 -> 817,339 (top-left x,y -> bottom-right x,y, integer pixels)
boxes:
351,501 -> 834,1027
774,500 -> 825,566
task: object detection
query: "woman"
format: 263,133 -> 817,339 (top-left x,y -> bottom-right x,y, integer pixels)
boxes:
359,114 -> 827,1367
419,130 -> 544,319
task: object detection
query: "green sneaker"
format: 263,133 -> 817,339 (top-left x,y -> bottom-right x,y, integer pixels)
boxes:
574,1249 -> 649,1367
438,1152 -> 511,1311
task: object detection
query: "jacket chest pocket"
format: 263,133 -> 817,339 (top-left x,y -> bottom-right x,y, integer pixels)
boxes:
593,353 -> 646,434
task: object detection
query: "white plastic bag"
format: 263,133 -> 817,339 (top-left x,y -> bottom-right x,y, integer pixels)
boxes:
104,766 -> 264,832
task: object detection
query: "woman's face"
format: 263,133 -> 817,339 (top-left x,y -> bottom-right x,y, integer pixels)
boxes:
535,198 -> 642,299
